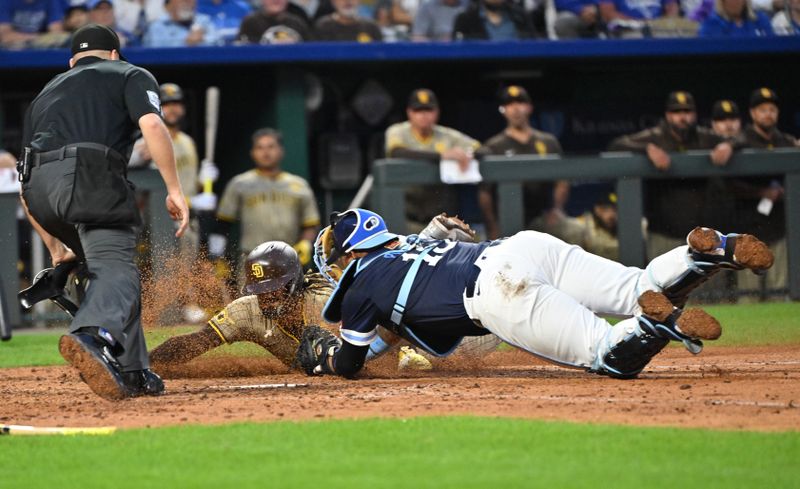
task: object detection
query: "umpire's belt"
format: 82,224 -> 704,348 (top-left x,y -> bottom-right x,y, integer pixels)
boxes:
34,143 -> 125,168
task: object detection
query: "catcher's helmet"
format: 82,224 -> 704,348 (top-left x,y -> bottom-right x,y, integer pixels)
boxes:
242,241 -> 304,296
326,208 -> 400,264
159,83 -> 183,104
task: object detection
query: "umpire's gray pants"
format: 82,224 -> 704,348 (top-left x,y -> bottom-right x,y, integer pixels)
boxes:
70,225 -> 148,372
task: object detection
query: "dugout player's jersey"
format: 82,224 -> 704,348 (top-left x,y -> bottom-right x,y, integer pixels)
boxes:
174,132 -> 199,198
384,122 -> 481,224
608,121 -> 725,239
484,130 -> 562,223
338,238 -> 491,355
206,276 -> 334,366
216,170 -> 320,252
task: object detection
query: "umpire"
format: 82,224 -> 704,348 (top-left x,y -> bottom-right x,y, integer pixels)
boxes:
19,24 -> 189,400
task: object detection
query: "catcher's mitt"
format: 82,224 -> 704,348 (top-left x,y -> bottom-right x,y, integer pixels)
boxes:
420,213 -> 477,242
295,325 -> 341,376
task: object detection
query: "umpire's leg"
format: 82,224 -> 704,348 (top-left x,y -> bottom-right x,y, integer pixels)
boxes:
70,225 -> 149,372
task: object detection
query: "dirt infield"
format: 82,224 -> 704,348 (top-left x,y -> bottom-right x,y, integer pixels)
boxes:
2,346 -> 798,432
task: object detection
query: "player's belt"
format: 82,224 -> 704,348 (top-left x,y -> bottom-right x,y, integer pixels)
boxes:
464,265 -> 481,299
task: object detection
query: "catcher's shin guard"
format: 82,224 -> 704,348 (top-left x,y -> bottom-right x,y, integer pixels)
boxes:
592,292 -> 721,379
662,227 -> 774,308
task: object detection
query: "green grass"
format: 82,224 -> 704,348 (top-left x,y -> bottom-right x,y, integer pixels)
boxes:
703,302 -> 800,345
0,326 -> 270,368
2,417 -> 798,489
3,301 -> 799,368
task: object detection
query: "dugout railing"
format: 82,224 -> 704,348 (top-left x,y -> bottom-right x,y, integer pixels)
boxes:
370,149 -> 800,300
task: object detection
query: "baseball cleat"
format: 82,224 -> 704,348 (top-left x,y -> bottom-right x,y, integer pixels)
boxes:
638,290 -> 720,355
121,369 -> 165,397
59,333 -> 131,401
686,227 -> 774,272
398,346 -> 433,371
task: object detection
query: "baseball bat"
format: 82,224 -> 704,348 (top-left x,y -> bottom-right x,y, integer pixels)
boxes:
1,424 -> 116,436
348,174 -> 374,209
198,86 -> 220,249
203,86 -> 219,194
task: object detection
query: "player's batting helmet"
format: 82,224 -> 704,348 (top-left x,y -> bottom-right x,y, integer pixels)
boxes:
326,208 -> 400,264
243,241 -> 304,296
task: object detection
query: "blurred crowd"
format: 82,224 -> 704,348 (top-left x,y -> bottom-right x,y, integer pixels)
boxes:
1,0 -> 798,50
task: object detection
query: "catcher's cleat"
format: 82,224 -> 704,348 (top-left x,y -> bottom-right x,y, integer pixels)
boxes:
638,290 -> 721,341
687,227 -> 774,273
397,346 -> 433,371
594,292 -> 721,379
59,333 -> 131,401
121,369 -> 165,397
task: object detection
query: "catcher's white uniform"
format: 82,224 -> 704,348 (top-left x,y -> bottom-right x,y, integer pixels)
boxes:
462,231 -> 695,367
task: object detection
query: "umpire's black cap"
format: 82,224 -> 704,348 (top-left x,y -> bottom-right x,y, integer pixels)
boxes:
665,91 -> 696,111
499,85 -> 532,105
749,87 -> 778,108
408,89 -> 438,110
159,83 -> 184,104
71,23 -> 125,60
711,100 -> 740,121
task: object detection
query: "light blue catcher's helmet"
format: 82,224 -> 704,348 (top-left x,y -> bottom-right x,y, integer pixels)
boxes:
326,208 -> 400,264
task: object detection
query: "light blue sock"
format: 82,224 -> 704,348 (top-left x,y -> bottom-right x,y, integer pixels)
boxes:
366,336 -> 390,360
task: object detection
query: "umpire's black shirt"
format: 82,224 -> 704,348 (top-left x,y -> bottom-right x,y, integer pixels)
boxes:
22,56 -> 162,158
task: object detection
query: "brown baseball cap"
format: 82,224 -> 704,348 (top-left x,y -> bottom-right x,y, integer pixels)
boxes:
665,91 -> 696,111
749,87 -> 778,108
407,89 -> 438,110
711,100 -> 740,121
499,85 -> 532,105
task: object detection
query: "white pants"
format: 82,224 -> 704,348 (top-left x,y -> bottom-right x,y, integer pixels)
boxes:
462,231 -> 696,369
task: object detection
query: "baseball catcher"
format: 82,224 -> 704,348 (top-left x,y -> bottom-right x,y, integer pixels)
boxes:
296,208 -> 774,379
150,214 -> 498,370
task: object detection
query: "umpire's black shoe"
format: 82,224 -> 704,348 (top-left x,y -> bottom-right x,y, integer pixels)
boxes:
59,333 -> 131,401
121,369 -> 165,397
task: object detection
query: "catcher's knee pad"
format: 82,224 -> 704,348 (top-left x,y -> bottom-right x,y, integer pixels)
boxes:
591,318 -> 670,380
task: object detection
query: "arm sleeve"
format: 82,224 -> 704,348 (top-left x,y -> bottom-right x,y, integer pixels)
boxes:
607,132 -> 651,152
124,67 -> 162,122
332,341 -> 369,378
454,131 -> 481,151
216,179 -> 240,222
339,294 -> 381,347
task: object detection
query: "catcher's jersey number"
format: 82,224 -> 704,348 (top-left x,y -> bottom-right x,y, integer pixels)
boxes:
401,241 -> 457,267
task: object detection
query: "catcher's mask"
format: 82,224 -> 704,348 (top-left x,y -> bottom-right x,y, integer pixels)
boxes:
242,241 -> 304,297
325,208 -> 399,265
